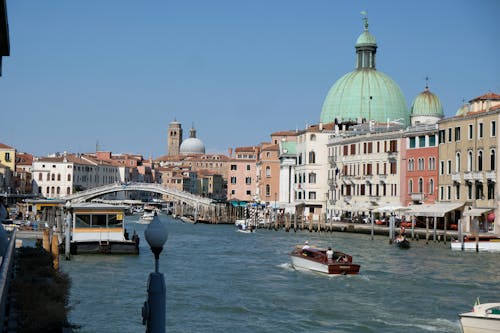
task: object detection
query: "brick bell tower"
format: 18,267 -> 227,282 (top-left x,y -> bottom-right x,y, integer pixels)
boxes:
167,119 -> 182,156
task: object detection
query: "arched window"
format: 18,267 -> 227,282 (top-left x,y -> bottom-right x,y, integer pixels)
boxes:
467,151 -> 473,171
66,187 -> 71,195
309,151 -> 316,164
46,173 -> 50,181
491,149 -> 496,170
408,179 -> 413,194
68,174 -> 71,181
38,173 -> 42,181
455,152 -> 461,172
478,150 -> 483,171
265,166 -> 271,177
418,178 -> 423,193
46,187 -> 49,195
298,154 -> 302,165
57,187 -> 60,195
310,134 -> 316,141
266,184 -> 270,196
51,186 -> 55,195
429,179 -> 434,194
51,174 -> 55,181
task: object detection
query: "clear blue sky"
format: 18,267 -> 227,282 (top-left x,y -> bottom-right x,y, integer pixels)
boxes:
1,0 -> 499,158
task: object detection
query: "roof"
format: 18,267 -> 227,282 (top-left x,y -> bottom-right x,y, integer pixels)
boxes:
0,143 -> 13,149
469,92 -> 500,102
463,207 -> 494,217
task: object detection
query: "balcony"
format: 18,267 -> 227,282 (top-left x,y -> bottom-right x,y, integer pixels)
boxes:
410,192 -> 425,202
463,172 -> 473,182
451,173 -> 461,183
369,196 -> 379,203
328,156 -> 337,167
473,172 -> 484,183
486,171 -> 496,182
387,151 -> 398,159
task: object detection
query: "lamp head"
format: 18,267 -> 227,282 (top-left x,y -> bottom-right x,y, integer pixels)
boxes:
144,215 -> 168,252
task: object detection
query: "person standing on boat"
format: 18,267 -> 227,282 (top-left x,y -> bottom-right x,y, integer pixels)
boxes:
302,241 -> 310,250
326,247 -> 334,261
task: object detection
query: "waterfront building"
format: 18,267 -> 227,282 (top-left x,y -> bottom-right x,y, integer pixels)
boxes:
295,123 -> 332,221
196,170 -> 225,200
328,123 -> 405,219
0,143 -> 15,193
156,165 -> 188,192
438,93 -> 500,233
401,85 -> 444,206
14,152 -> 34,194
256,142 -> 280,207
156,153 -> 228,184
274,131 -> 298,214
32,153 -> 121,199
227,146 -> 259,202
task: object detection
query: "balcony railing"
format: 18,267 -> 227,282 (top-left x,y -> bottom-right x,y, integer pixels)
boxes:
473,172 -> 484,182
486,171 -> 496,182
451,173 -> 461,183
410,192 -> 425,202
464,172 -> 473,182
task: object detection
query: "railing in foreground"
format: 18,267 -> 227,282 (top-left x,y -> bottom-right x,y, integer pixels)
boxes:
0,229 -> 17,333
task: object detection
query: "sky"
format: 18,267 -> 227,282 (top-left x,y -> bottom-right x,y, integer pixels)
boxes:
1,0 -> 499,159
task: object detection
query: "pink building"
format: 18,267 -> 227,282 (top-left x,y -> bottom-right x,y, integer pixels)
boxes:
227,146 -> 260,202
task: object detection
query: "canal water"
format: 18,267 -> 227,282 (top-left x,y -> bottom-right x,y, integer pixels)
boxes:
61,214 -> 500,333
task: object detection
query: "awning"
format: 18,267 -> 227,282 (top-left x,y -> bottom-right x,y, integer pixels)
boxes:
463,208 -> 493,217
375,205 -> 410,213
408,202 -> 464,217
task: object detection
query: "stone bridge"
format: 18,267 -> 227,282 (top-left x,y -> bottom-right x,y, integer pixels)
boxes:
62,182 -> 226,223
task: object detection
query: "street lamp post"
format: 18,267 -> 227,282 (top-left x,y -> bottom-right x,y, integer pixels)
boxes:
142,214 -> 168,333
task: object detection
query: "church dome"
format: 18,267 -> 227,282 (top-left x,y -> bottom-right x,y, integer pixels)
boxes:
456,103 -> 469,116
179,126 -> 205,155
320,15 -> 409,126
180,138 -> 205,154
410,86 -> 444,126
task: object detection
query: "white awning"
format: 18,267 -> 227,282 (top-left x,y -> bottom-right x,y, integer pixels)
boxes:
463,208 -> 493,217
408,202 -> 464,217
374,205 -> 410,213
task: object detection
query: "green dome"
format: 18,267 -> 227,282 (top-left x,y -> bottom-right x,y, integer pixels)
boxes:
410,88 -> 444,118
456,103 -> 469,116
320,69 -> 409,125
320,15 -> 409,126
356,31 -> 377,46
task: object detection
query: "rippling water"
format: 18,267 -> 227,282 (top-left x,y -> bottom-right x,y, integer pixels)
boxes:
61,215 -> 500,333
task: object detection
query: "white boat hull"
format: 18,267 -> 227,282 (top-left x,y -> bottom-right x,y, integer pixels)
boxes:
460,316 -> 500,333
290,255 -> 329,274
451,241 -> 500,252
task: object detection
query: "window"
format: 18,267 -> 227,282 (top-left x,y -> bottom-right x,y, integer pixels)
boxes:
468,124 -> 473,140
308,173 -> 316,183
246,164 -> 251,171
409,137 -> 416,148
476,183 -> 484,200
438,130 -> 445,144
418,178 -> 423,193
408,159 -> 414,171
447,186 -> 451,200
245,177 -> 251,184
440,186 -> 444,200
428,157 -> 436,170
440,161 -> 445,175
478,150 -> 483,171
246,190 -> 251,195
448,128 -> 452,142
308,191 -> 316,200
38,173 -> 42,181
310,134 -> 316,141
4,152 -> 10,162
467,183 -> 472,200
230,177 -> 237,184
467,151 -> 473,171
447,160 -> 452,174
408,180 -> 413,194
418,158 -> 425,170
265,166 -> 271,177
350,144 -> 356,155
454,127 -> 461,141
429,179 -> 434,194
419,136 -> 426,147
66,187 -> 71,195
389,140 -> 397,152
488,182 -> 495,200
57,174 -> 61,181
51,174 -> 55,181
266,185 -> 270,196
46,173 -> 50,181
492,120 -> 497,137
68,174 -> 71,181
390,162 -> 397,174
456,184 -> 460,200
429,135 -> 436,146
491,149 -> 496,170
230,164 -> 237,171
478,123 -> 484,139
455,153 -> 461,172
309,151 -> 316,164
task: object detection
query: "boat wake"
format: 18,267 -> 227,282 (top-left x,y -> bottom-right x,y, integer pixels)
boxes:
373,316 -> 459,332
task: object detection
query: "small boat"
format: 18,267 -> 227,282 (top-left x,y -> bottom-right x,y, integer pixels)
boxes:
235,219 -> 256,233
289,245 -> 360,275
395,236 -> 410,249
459,300 -> 500,333
451,234 -> 500,252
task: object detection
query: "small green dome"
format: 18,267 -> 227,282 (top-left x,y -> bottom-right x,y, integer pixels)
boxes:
320,69 -> 409,125
356,31 -> 377,46
410,87 -> 444,118
456,104 -> 469,116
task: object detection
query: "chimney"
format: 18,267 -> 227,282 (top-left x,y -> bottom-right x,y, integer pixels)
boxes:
228,148 -> 233,157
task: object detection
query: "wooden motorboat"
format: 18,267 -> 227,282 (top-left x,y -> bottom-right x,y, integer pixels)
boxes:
451,234 -> 500,252
289,245 -> 360,275
459,301 -> 500,333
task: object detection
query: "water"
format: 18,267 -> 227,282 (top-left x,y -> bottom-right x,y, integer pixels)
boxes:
61,215 -> 500,333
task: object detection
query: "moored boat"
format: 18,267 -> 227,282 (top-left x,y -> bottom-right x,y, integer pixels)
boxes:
459,300 -> 500,333
289,245 -> 360,275
68,203 -> 139,255
451,234 -> 500,252
395,236 -> 410,249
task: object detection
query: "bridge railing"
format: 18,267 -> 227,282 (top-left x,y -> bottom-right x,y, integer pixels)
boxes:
0,229 -> 17,333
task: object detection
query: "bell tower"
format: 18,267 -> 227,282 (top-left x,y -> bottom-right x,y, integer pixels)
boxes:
167,120 -> 182,156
